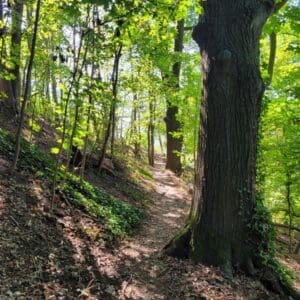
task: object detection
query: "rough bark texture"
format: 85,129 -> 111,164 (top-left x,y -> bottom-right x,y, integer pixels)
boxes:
165,2 -> 300,297
164,1 -> 300,297
165,20 -> 184,175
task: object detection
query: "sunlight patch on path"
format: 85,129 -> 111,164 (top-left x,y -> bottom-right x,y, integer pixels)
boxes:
112,161 -> 191,299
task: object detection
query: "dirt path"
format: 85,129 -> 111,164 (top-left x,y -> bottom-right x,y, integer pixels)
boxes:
92,159 -> 191,299
114,160 -> 191,299
0,157 -> 277,299
96,160 -> 276,300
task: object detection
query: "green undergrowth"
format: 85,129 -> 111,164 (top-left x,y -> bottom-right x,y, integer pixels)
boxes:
249,198 -> 294,286
118,183 -> 146,203
64,174 -> 142,236
0,128 -> 55,174
107,151 -> 152,203
0,127 -> 143,237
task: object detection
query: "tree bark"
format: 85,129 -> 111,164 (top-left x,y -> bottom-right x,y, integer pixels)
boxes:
0,0 -> 2,21
165,3 -> 300,297
165,0 -> 274,273
285,172 -> 293,253
132,94 -> 141,158
10,0 -> 24,105
148,97 -> 155,167
98,44 -> 122,170
165,19 -> 184,175
267,32 -> 276,84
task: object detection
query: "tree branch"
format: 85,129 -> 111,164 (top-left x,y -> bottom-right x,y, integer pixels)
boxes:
184,26 -> 194,31
273,223 -> 300,232
273,0 -> 288,14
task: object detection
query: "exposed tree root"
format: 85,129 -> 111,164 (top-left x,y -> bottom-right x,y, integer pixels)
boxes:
165,235 -> 300,299
258,267 -> 300,300
163,224 -> 191,259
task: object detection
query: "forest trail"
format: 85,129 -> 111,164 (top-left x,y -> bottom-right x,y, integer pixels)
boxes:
97,159 -> 274,299
100,158 -> 192,299
0,152 -> 279,299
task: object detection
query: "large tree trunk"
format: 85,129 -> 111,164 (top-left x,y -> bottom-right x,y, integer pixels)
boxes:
165,19 -> 184,175
165,3 -> 299,297
165,0 -> 275,275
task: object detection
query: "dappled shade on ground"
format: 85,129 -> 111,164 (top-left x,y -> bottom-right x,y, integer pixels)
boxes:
0,155 -> 287,299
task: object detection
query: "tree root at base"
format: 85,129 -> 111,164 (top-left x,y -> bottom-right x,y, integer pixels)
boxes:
164,236 -> 300,299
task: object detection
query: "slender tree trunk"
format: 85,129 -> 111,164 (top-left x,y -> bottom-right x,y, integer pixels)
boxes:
158,133 -> 164,154
110,45 -> 122,158
267,32 -> 276,84
80,8 -> 97,179
0,0 -> 3,39
0,1 -> 17,111
132,94 -> 141,158
0,0 -> 4,61
11,0 -> 41,171
148,97 -> 155,166
50,11 -> 88,205
67,41 -> 89,171
285,171 -> 293,253
80,93 -> 93,179
165,19 -> 184,175
98,44 -> 122,169
10,0 -> 23,106
165,0 -> 275,273
51,69 -> 58,103
0,0 -> 3,21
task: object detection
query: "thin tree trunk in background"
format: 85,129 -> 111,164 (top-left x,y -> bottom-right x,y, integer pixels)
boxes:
165,19 -> 184,175
80,92 -> 93,179
286,171 -> 293,253
78,9 -> 97,179
0,0 -> 2,20
10,0 -> 23,107
0,0 -> 4,62
98,44 -> 122,169
0,1 -> 17,111
67,41 -> 89,171
148,97 -> 155,166
45,66 -> 50,100
110,45 -> 122,158
50,11 -> 88,205
51,67 -> 58,104
11,0 -> 41,171
267,32 -> 277,84
158,133 -> 164,154
132,94 -> 141,158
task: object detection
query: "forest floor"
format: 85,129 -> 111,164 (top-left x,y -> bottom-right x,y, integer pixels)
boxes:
1,149 -> 290,299
99,159 -> 277,300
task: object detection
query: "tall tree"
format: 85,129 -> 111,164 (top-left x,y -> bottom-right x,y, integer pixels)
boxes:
165,19 -> 184,175
164,0 -> 296,297
11,0 -> 41,170
10,0 -> 24,104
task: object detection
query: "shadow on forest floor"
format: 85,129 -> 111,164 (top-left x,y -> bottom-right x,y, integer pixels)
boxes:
0,156 -> 285,299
